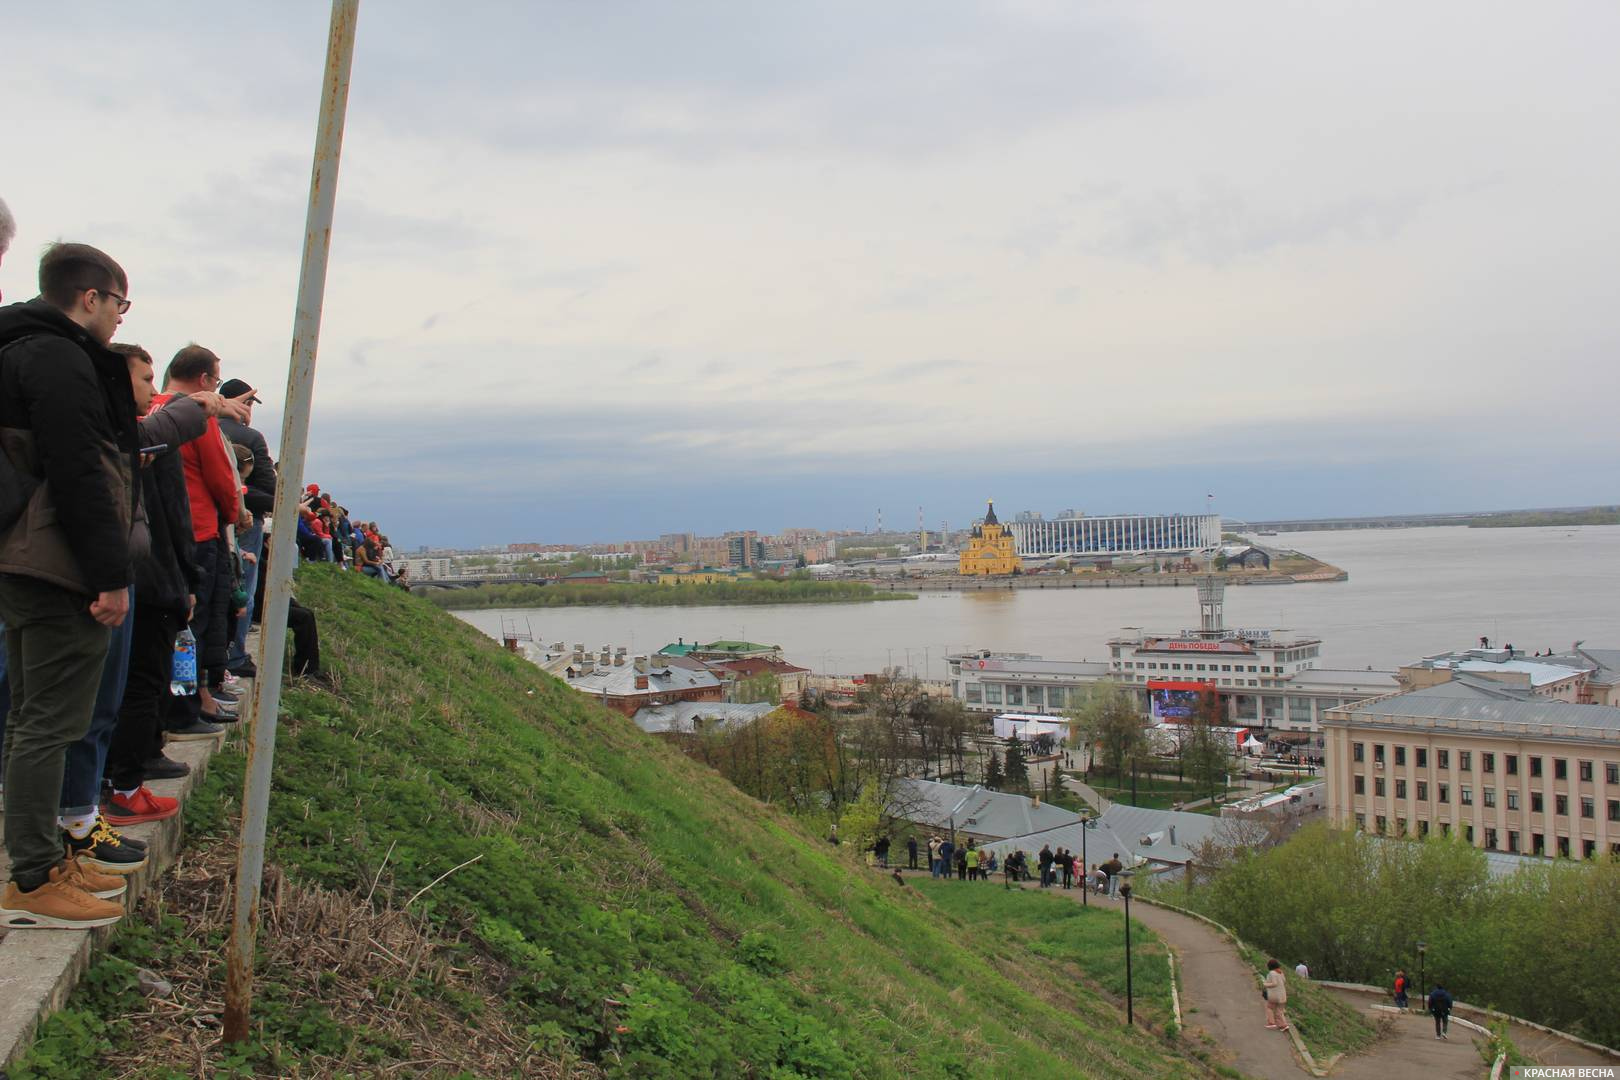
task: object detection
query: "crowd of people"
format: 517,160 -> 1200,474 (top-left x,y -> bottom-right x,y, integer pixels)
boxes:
294,488 -> 404,588
0,205 -> 391,930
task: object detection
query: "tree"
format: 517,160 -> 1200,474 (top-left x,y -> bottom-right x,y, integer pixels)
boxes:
1002,738 -> 1030,794
984,746 -> 1004,790
1068,681 -> 1148,791
1179,689 -> 1237,804
732,670 -> 779,704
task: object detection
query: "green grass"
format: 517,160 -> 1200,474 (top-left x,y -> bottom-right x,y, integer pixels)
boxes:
912,881 -> 1177,1033
18,566 -> 1221,1079
1075,772 -> 1224,811
1230,943 -> 1378,1062
1134,881 -> 1377,1064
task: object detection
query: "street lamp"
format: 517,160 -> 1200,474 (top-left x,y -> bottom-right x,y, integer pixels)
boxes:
1416,941 -> 1427,1011
1081,814 -> 1097,908
1121,880 -> 1135,1026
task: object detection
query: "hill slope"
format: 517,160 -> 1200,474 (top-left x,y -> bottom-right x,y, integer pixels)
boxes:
19,568 -> 1219,1079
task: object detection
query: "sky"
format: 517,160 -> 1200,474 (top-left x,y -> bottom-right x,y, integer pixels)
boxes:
4,2 -> 1617,548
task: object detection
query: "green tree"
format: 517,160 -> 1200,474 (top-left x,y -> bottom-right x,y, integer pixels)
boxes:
732,670 -> 779,704
984,747 -> 1004,790
1178,690 -> 1236,804
1002,739 -> 1030,794
1069,682 -> 1147,791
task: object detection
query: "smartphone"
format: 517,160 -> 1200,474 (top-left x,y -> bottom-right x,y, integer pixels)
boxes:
139,444 -> 168,454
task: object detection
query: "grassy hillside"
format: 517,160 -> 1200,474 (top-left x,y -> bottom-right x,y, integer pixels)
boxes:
16,567 -> 1220,1079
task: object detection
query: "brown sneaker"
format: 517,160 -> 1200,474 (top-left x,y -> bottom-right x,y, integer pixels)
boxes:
0,880 -> 124,929
50,857 -> 129,900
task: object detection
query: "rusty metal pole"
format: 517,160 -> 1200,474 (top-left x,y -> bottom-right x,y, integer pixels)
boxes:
223,0 -> 359,1043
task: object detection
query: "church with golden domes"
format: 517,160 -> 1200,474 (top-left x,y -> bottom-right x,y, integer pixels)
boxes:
959,500 -> 1020,576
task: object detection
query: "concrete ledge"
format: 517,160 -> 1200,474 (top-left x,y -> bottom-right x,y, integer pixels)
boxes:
0,723 -> 232,1068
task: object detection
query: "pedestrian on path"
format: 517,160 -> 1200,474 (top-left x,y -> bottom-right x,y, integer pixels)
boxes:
927,836 -> 940,877
1294,961 -> 1310,979
1428,983 -> 1453,1040
907,835 -> 918,870
1262,959 -> 1289,1031
1393,968 -> 1409,1009
1038,844 -> 1054,887
1103,853 -> 1124,897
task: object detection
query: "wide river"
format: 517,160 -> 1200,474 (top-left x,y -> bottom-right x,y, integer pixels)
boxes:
456,526 -> 1620,679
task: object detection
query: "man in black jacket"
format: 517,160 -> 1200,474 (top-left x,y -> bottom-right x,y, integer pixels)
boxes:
0,243 -> 137,928
103,345 -> 209,822
218,378 -> 272,677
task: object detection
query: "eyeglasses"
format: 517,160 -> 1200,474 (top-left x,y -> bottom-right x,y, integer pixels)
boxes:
94,289 -> 132,315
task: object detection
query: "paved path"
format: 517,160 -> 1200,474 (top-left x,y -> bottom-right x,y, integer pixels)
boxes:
1109,896 -> 1312,1078
1319,1001 -> 1477,1080
1060,775 -> 1112,812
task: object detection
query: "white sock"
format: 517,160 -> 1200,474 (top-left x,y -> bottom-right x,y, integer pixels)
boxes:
59,813 -> 97,839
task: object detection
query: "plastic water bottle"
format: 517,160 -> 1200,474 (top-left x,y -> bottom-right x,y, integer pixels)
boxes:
171,628 -> 199,697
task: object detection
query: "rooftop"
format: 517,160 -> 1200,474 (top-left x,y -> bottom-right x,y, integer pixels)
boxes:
568,660 -> 721,699
632,701 -> 777,735
1289,668 -> 1402,693
1332,683 -> 1620,741
888,779 -> 1080,840
976,803 -> 1221,868
1417,656 -> 1590,688
696,640 -> 780,654
952,654 -> 1112,677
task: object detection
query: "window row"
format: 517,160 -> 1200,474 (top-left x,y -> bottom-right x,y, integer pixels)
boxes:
1351,743 -> 1617,784
1353,815 -> 1615,859
1352,776 -> 1619,820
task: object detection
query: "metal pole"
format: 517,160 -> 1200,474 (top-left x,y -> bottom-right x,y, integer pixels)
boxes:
223,0 -> 359,1044
1081,816 -> 1088,908
1122,883 -> 1134,1025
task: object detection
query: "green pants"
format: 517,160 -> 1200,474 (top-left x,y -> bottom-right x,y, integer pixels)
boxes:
0,574 -> 110,889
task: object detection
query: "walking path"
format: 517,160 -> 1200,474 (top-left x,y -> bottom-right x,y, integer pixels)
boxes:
997,876 -> 1490,1078
1093,893 -> 1313,1077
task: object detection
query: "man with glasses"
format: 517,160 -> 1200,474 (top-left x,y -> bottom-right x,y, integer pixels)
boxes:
0,243 -> 139,928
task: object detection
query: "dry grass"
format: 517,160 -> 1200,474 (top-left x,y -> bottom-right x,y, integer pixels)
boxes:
106,842 -> 600,1079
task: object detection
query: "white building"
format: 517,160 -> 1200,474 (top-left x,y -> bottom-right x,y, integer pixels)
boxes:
1007,511 -> 1221,557
950,577 -> 1399,750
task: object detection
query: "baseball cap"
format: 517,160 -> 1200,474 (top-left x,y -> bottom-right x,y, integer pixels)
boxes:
219,378 -> 262,404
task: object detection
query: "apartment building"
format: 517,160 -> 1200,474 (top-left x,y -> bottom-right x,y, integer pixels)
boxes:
1322,682 -> 1620,859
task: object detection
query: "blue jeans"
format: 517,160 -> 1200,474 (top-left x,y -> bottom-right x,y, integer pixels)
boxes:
60,587 -> 134,815
228,519 -> 264,670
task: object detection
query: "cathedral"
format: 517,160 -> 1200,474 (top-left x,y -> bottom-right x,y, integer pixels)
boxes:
960,500 -> 1019,575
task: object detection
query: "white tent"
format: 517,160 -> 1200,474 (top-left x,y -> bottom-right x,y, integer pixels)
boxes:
1242,735 -> 1265,755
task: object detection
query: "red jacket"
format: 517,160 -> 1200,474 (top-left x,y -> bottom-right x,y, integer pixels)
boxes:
150,392 -> 239,542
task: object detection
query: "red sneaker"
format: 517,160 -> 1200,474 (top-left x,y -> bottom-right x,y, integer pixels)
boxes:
102,786 -> 180,825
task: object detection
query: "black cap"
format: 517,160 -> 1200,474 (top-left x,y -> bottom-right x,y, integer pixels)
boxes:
219,378 -> 262,404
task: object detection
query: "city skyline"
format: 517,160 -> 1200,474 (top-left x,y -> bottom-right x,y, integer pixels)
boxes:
5,3 -> 1617,548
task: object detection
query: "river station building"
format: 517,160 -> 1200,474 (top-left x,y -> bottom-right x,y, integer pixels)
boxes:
948,577 -> 1398,748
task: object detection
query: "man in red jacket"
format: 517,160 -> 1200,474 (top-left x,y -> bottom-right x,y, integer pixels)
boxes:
153,346 -> 248,731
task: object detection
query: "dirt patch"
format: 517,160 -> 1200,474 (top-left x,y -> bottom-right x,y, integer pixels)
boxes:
107,841 -> 598,1078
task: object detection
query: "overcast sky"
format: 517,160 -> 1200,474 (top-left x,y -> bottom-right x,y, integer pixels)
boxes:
5,2 -> 1616,547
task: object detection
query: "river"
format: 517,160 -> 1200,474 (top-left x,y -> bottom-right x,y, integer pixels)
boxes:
454,525 -> 1620,678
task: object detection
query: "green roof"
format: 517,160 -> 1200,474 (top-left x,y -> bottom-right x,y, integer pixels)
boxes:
658,642 -> 696,656
699,640 -> 778,653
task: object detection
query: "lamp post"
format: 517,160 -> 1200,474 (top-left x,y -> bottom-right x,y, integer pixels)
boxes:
1121,881 -> 1135,1025
1417,941 -> 1427,1012
1081,814 -> 1095,908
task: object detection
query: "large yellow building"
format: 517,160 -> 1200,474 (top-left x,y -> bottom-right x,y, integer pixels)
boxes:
960,501 -> 1020,575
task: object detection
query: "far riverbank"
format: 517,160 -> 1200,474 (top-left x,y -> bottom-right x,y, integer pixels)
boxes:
427,579 -> 917,610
